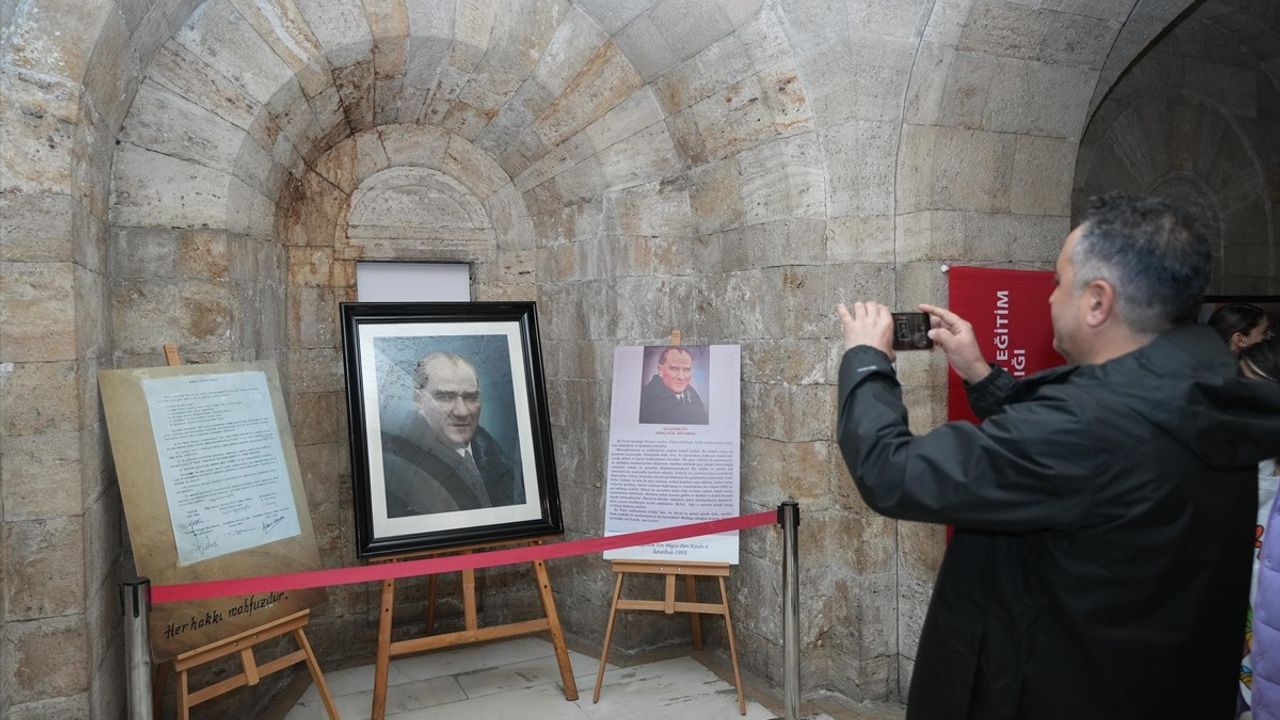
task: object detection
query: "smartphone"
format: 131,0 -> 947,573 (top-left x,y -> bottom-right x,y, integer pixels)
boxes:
892,312 -> 934,351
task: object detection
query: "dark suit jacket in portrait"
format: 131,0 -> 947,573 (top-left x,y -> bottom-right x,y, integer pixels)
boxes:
380,412 -> 524,517
638,374 -> 709,425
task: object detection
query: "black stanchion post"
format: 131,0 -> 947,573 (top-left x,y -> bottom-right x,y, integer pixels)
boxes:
121,577 -> 154,720
777,501 -> 800,720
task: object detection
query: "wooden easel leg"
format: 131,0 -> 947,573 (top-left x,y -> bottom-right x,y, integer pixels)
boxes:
294,627 -> 340,720
593,572 -> 625,704
686,575 -> 703,650
462,566 -> 478,632
372,577 -> 396,720
718,576 -> 746,716
177,668 -> 191,720
532,558 -> 579,700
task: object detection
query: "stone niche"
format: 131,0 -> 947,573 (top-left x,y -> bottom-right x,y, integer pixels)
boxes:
346,166 -> 497,259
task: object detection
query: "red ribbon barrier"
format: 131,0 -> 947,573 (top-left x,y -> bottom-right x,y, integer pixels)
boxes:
152,511 -> 777,605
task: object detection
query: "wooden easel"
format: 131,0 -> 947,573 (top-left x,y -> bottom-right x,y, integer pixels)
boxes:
592,331 -> 745,715
370,536 -> 578,720
592,561 -> 744,715
153,344 -> 339,720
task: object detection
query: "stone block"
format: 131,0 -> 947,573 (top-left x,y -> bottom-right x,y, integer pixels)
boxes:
109,144 -> 234,230
333,59 -> 376,133
653,34 -> 755,115
4,516 -> 86,620
957,0 -> 1042,62
612,12 -> 679,82
486,185 -> 536,251
444,136 -> 512,201
1036,8 -> 1117,70
177,230 -> 233,280
904,44 -> 996,129
4,615 -> 91,705
897,124 -> 1014,213
377,122 -> 449,170
79,422 -> 111,517
596,122 -> 682,191
82,491 -> 122,606
0,361 -> 79,435
1186,59 -> 1258,119
83,4 -> 140,131
1,74 -> 78,198
532,41 -> 646,150
110,227 -> 177,281
896,210 -> 965,262
779,0 -> 848,50
110,278 -> 175,355
649,0 -> 735,63
743,382 -> 788,441
288,246 -> 333,287
0,192 -> 80,263
2,0 -> 110,81
6,695 -> 91,720
691,60 -> 812,162
175,280 -> 235,352
119,79 -> 249,178
828,262 -> 896,313
287,347 -> 345,394
895,261 -> 948,309
827,215 -> 894,264
850,0 -> 932,39
739,133 -> 825,224
287,286 -> 338,350
228,0 -> 329,96
801,33 -> 913,126
605,180 -> 694,238
584,89 -> 666,155
980,212 -> 1066,263
176,0 -> 297,104
1010,134 -> 1075,216
313,136 -> 359,193
823,120 -> 898,217
148,41 -> 260,133
0,261 -> 76,363
985,58 -> 1094,137
0,431 -> 80,522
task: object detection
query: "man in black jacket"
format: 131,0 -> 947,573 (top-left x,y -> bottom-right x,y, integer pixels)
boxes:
836,193 -> 1280,718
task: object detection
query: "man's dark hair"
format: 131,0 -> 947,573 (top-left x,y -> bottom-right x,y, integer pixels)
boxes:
413,352 -> 477,391
1073,192 -> 1210,334
1241,335 -> 1280,383
1208,303 -> 1267,344
657,346 -> 692,366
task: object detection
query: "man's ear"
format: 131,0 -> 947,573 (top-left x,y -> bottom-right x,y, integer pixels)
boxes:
1083,279 -> 1115,329
1231,332 -> 1248,350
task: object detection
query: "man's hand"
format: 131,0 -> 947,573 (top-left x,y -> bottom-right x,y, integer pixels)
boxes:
837,302 -> 895,360
919,303 -> 991,384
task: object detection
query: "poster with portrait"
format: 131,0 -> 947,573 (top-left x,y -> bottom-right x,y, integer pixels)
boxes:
341,302 -> 562,557
603,344 -> 742,563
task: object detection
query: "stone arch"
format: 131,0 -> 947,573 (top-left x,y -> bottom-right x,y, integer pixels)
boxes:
1075,92 -> 1274,292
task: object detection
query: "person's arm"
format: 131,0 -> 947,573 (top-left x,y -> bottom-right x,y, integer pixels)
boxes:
835,339 -> 1095,532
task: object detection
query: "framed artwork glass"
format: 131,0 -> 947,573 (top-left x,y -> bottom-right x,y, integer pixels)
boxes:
341,302 -> 562,557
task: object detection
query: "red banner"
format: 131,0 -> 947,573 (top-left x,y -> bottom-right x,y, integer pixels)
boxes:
945,266 -> 1064,422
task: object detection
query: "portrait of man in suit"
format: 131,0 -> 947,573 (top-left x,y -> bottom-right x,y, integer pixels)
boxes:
638,346 -> 709,425
380,351 -> 525,517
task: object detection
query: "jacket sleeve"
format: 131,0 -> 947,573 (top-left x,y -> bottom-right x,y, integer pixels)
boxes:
836,346 -> 1095,532
965,365 -> 1018,419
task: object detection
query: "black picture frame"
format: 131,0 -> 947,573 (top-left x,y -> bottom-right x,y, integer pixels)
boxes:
341,302 -> 562,557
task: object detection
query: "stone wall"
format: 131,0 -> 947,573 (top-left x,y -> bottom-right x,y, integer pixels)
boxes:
1075,0 -> 1280,294
0,0 -> 1229,715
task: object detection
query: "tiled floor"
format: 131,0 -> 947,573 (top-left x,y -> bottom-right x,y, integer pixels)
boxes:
285,636 -> 805,720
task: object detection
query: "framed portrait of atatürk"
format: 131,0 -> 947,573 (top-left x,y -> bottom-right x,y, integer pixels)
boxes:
341,302 -> 562,557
